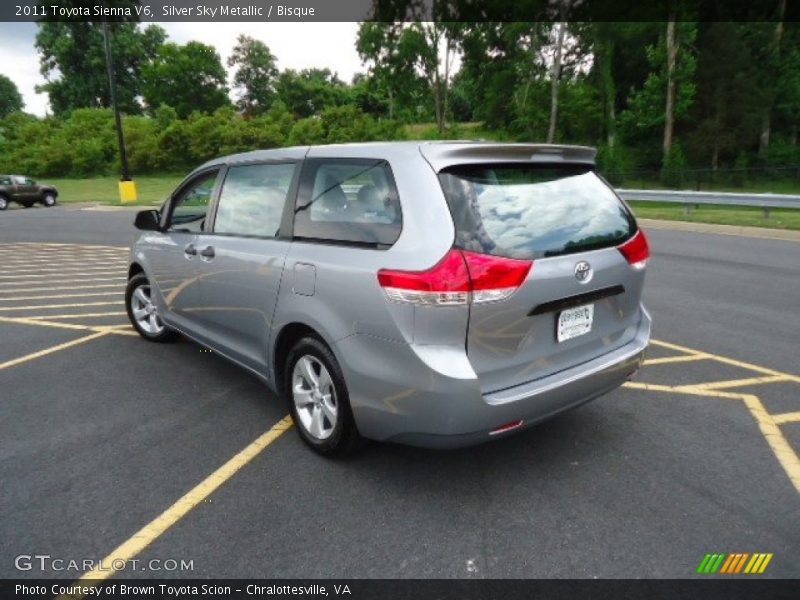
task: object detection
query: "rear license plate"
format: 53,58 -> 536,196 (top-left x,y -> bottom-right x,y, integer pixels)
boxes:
557,304 -> 594,342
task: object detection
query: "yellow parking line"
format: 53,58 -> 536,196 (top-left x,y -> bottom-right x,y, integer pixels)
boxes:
0,283 -> 123,294
0,301 -> 121,312
0,291 -> 123,301
28,312 -> 127,320
73,416 -> 294,588
0,265 -> 126,275
622,381 -> 690,393
651,339 -> 800,383
0,272 -> 123,281
0,242 -> 127,250
0,315 -> 96,332
0,330 -> 110,370
773,412 -> 800,425
681,375 -> 790,391
0,278 -> 126,288
642,353 -> 711,366
0,256 -> 127,264
629,381 -> 800,495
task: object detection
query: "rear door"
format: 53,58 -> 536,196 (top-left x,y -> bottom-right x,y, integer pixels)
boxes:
191,161 -> 300,374
438,164 -> 647,394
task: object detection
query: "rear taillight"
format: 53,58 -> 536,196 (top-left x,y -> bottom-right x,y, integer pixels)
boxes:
377,249 -> 532,306
618,229 -> 650,270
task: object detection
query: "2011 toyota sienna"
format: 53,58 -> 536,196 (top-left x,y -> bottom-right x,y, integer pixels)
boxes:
127,142 -> 651,456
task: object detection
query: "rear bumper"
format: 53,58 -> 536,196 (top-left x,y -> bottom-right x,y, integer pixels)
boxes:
336,306 -> 651,449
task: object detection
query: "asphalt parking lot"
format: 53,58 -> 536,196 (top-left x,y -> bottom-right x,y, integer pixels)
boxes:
1,203 -> 799,580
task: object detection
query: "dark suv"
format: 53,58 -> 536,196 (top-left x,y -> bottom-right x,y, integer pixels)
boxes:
0,175 -> 58,210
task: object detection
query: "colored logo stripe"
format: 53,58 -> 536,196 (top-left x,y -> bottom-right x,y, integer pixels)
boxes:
698,553 -> 773,574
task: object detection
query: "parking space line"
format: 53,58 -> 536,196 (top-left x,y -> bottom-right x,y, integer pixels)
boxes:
773,412 -> 800,425
0,330 -> 110,371
28,312 -> 127,320
643,353 -> 711,366
650,339 -> 800,383
682,375 -> 790,391
0,301 -> 121,312
0,265 -> 127,275
0,283 -> 123,294
0,291 -> 123,301
73,415 -> 294,587
0,272 -> 124,281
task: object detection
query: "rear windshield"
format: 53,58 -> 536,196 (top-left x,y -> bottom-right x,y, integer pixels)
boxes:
438,164 -> 635,260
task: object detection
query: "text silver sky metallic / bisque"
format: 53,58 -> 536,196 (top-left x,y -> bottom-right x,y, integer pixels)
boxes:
126,141 -> 651,456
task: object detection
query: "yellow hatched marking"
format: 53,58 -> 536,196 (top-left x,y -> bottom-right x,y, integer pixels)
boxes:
69,416 -> 294,590
0,315 -> 135,336
650,339 -> 800,383
676,375 -> 790,392
773,411 -> 800,425
642,353 -> 711,366
0,330 -> 110,370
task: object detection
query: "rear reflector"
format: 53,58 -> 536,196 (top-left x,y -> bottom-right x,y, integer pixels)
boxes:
489,419 -> 524,435
618,229 -> 650,269
378,249 -> 532,306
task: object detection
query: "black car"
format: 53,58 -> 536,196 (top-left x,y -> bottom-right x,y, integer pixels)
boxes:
0,175 -> 58,210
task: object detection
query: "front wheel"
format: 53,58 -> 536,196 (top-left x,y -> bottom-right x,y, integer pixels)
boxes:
42,193 -> 57,207
125,273 -> 177,342
285,336 -> 363,457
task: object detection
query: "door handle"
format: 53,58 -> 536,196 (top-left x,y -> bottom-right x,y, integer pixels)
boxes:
184,243 -> 197,256
200,246 -> 215,259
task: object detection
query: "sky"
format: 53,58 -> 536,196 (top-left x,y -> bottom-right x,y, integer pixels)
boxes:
0,22 -> 362,116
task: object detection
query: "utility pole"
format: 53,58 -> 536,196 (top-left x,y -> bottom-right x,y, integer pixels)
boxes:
102,17 -> 137,203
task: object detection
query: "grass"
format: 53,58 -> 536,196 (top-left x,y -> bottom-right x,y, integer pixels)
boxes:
628,200 -> 800,230
622,178 -> 800,195
41,174 -> 185,206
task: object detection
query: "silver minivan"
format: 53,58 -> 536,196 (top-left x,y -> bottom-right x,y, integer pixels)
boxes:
127,142 -> 651,456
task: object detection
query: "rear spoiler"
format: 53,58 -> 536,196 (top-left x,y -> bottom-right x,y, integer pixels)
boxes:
419,142 -> 596,172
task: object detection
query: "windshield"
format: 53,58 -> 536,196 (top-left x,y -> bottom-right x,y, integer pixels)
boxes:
438,164 -> 636,260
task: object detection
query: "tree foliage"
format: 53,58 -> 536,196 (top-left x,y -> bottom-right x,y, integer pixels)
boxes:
0,75 -> 24,117
228,35 -> 279,117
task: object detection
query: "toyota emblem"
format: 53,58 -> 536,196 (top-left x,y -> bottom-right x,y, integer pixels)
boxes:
574,261 -> 592,283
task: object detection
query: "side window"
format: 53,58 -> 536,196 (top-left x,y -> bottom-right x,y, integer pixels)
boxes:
294,159 -> 402,246
167,171 -> 218,233
214,163 -> 296,238
0,177 -> 10,185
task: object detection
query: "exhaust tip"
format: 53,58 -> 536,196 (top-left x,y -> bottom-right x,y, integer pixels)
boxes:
489,419 -> 524,436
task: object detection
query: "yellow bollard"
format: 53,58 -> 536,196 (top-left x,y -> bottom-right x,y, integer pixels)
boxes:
119,179 -> 138,203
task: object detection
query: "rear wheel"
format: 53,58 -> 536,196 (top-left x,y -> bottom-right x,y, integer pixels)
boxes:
0,196 -> 7,211
125,273 -> 176,342
285,336 -> 362,457
42,193 -> 57,207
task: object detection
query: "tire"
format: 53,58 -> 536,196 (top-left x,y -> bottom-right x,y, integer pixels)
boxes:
284,336 -> 363,457
42,193 -> 57,207
21,200 -> 35,209
0,196 -> 7,211
125,273 -> 177,342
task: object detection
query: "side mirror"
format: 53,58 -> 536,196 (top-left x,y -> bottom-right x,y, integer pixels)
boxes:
134,209 -> 161,231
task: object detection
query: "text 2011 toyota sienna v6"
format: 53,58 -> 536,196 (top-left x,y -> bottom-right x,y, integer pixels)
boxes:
126,142 -> 651,456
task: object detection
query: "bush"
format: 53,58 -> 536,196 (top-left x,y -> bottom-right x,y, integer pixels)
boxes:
596,142 -> 632,187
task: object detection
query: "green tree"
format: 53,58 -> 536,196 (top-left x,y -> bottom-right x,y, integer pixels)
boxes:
275,69 -> 349,118
35,12 -> 165,115
227,35 -> 279,117
141,41 -> 230,118
0,74 -> 24,117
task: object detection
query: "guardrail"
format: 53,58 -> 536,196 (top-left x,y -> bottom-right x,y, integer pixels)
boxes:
617,189 -> 800,216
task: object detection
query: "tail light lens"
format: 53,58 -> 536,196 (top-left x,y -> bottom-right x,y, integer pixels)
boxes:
377,249 -> 532,306
618,229 -> 650,270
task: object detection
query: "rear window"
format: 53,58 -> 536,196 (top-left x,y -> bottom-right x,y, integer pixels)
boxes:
439,164 -> 635,260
